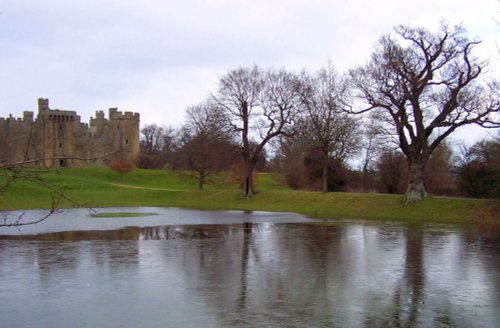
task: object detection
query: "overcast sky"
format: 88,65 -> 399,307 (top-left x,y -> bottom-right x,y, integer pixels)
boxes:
1,0 -> 498,144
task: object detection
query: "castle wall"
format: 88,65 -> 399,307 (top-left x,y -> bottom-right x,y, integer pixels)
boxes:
0,113 -> 36,164
0,98 -> 140,168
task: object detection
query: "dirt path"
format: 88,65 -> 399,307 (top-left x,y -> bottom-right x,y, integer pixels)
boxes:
109,183 -> 183,192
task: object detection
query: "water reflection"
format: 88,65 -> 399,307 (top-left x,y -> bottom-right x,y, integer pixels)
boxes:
0,222 -> 498,327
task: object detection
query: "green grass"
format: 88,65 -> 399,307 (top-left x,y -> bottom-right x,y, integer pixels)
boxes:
1,167 -> 498,225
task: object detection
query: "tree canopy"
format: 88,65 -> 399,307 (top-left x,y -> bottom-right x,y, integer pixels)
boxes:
349,23 -> 500,203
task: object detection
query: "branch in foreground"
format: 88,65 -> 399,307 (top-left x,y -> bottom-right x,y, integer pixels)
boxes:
0,156 -> 105,227
1,194 -> 63,228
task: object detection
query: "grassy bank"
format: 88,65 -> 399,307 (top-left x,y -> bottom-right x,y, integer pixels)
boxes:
1,167 -> 498,225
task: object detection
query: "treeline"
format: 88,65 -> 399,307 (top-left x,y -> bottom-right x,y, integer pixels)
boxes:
133,22 -> 499,201
136,121 -> 500,199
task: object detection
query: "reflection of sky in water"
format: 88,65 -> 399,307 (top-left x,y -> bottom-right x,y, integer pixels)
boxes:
424,232 -> 496,323
0,209 -> 498,327
0,207 -> 314,235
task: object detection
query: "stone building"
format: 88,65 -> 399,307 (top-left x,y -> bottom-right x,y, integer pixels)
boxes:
0,98 -> 140,167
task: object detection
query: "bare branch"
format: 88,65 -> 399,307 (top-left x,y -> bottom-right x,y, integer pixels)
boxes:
348,22 -> 500,202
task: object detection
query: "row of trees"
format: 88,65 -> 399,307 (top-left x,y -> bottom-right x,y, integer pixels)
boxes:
137,22 -> 499,203
138,119 -> 500,197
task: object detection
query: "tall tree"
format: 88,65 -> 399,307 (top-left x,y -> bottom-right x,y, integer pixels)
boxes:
349,23 -> 500,203
214,66 -> 300,197
298,65 -> 361,192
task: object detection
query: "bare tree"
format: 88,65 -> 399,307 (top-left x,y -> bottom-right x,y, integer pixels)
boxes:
456,138 -> 500,198
139,124 -> 178,169
360,114 -> 388,191
273,133 -> 311,190
140,124 -> 165,153
349,23 -> 500,203
177,100 -> 236,189
298,65 -> 361,192
214,66 -> 301,197
424,141 -> 455,195
377,150 -> 408,194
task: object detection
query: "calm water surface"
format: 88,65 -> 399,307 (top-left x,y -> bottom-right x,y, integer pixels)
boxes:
0,208 -> 499,327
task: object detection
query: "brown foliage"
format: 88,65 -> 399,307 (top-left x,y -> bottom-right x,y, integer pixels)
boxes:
110,158 -> 134,177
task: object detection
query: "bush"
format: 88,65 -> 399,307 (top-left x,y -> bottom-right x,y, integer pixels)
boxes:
110,158 -> 134,178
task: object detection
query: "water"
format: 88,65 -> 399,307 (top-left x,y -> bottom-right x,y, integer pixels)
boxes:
0,208 -> 499,327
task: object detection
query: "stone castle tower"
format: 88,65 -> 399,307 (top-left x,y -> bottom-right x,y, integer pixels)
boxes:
0,98 -> 140,168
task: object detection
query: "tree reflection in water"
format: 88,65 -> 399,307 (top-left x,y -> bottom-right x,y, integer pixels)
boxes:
0,222 -> 498,327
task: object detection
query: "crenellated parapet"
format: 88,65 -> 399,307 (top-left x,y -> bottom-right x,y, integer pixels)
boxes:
36,99 -> 81,122
108,108 -> 140,121
0,98 -> 141,168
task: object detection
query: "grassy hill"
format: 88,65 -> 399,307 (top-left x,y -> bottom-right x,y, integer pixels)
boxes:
1,167 -> 498,225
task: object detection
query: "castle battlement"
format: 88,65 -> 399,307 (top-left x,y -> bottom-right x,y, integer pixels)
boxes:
0,113 -> 34,124
24,111 -> 34,122
109,108 -> 140,121
36,99 -> 81,122
0,98 -> 140,168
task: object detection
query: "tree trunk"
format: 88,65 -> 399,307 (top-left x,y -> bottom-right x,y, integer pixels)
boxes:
198,171 -> 205,190
242,159 -> 255,197
405,158 -> 428,204
321,163 -> 328,193
241,100 -> 254,198
362,161 -> 369,192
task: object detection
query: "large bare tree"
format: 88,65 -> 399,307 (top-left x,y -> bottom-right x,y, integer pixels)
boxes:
298,65 -> 361,192
349,23 -> 500,203
214,66 -> 301,197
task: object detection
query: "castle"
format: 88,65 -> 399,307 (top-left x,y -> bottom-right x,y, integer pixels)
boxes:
0,98 -> 140,168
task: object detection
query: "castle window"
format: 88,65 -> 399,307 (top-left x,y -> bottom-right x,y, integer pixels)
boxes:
125,139 -> 129,145
59,142 -> 62,148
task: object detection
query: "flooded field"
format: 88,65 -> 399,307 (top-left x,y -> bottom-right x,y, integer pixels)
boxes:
0,208 -> 498,327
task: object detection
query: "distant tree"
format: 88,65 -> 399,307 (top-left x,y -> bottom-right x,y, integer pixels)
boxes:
298,65 -> 361,192
139,124 -> 178,169
424,141 -> 455,195
177,100 -> 237,189
110,156 -> 134,178
141,124 -> 165,153
359,114 -> 388,191
456,138 -> 500,198
214,66 -> 301,197
274,134 -> 310,190
349,23 -> 500,203
302,149 -> 349,192
377,150 -> 408,194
